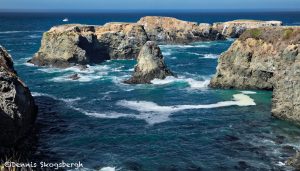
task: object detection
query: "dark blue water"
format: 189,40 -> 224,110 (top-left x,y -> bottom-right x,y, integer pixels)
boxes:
1,12 -> 300,171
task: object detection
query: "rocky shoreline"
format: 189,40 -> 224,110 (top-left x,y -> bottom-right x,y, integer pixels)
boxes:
28,16 -> 281,68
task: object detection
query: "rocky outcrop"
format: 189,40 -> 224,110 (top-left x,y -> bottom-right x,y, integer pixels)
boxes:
286,151 -> 300,169
124,41 -> 175,84
212,20 -> 282,38
137,16 -> 224,44
210,27 -> 300,123
0,45 -> 37,150
29,23 -> 149,68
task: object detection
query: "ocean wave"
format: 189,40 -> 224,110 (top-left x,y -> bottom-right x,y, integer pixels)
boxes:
31,92 -> 82,103
151,76 -> 210,89
0,30 -> 44,34
117,93 -> 256,124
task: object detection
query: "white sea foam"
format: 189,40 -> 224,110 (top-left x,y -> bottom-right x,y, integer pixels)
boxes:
99,167 -> 116,171
276,162 -> 286,167
50,74 -> 102,82
117,93 -> 256,124
160,44 -> 210,49
203,54 -> 219,59
151,76 -> 210,89
187,52 -> 201,56
162,51 -> 172,56
28,34 -> 42,38
240,91 -> 257,94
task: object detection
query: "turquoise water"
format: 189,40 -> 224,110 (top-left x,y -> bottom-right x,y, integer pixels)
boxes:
1,12 -> 300,170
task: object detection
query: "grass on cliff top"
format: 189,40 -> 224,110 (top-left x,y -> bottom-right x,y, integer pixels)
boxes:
283,28 -> 294,40
249,28 -> 262,39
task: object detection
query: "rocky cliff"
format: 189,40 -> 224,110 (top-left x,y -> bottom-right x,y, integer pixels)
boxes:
0,45 -> 37,152
210,27 -> 300,123
124,41 -> 175,84
138,16 -> 224,44
29,23 -> 149,68
213,20 -> 282,38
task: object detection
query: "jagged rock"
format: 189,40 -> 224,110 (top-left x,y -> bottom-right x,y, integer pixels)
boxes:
68,73 -> 80,80
124,41 -> 175,84
210,27 -> 300,124
0,45 -> 37,150
212,20 -> 282,38
137,16 -> 224,44
29,23 -> 149,68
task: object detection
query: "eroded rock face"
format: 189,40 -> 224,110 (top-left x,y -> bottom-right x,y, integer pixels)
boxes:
124,41 -> 175,84
138,16 -> 224,44
210,27 -> 300,123
30,23 -> 149,68
0,45 -> 37,149
213,20 -> 283,38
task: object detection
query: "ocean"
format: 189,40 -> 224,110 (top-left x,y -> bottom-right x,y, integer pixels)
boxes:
1,11 -> 300,170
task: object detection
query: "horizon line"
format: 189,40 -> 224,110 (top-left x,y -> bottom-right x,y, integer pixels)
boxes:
1,8 -> 300,13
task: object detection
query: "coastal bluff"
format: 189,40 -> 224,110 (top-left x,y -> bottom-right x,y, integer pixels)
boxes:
210,27 -> 300,124
0,45 -> 37,154
29,16 -> 283,68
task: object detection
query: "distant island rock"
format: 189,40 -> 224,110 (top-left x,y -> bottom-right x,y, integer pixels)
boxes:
210,27 -> 300,124
0,45 -> 37,154
124,41 -> 175,84
213,20 -> 282,38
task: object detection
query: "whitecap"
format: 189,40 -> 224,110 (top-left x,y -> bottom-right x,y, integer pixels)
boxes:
276,162 -> 286,167
240,91 -> 257,94
187,52 -> 201,56
151,76 -> 210,89
117,93 -> 256,124
203,54 -> 219,59
160,44 -> 209,49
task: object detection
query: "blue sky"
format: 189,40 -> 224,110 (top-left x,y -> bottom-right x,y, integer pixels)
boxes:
0,0 -> 299,11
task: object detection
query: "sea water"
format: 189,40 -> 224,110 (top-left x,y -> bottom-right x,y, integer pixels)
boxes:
1,11 -> 300,170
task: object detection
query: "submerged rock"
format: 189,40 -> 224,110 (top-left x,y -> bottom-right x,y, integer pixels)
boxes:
286,151 -> 300,169
29,23 -> 149,68
124,41 -> 175,84
0,45 -> 37,151
212,20 -> 282,38
138,16 -> 224,44
210,27 -> 300,124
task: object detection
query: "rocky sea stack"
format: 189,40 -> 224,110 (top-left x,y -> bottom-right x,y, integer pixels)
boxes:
210,27 -> 300,123
29,23 -> 149,68
124,41 -> 175,84
0,45 -> 37,155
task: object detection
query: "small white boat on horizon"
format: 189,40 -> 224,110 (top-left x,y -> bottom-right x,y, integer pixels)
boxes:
63,18 -> 69,22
